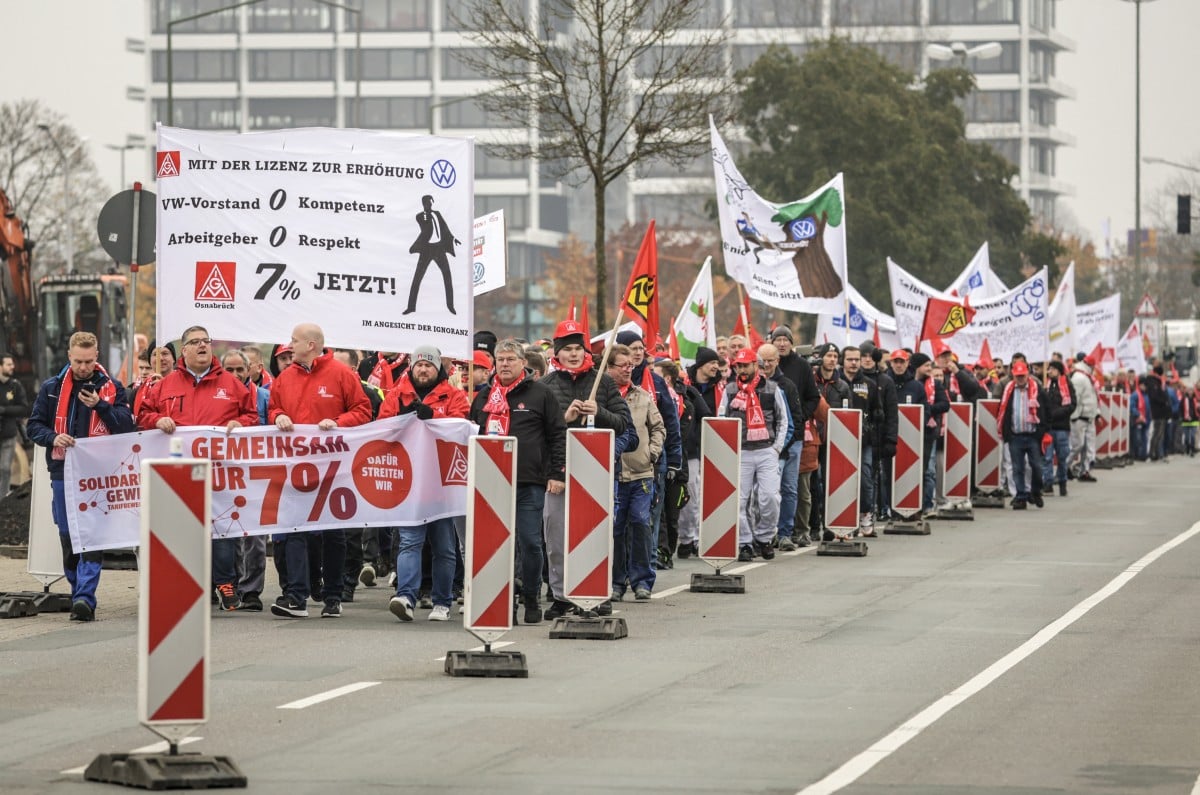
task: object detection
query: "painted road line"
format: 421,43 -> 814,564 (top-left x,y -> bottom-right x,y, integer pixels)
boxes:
277,681 -> 381,710
723,561 -> 767,576
1192,770 -> 1200,795
796,519 -> 1200,795
435,641 -> 514,662
60,737 -> 203,775
651,584 -> 690,600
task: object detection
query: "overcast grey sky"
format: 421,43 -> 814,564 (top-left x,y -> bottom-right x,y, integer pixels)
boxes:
3,0 -> 1199,250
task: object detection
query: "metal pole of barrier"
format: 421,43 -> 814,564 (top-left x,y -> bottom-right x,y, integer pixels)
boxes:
85,456 -> 246,789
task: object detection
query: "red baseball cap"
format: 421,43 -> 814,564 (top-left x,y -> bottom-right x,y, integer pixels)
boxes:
1011,360 -> 1029,376
274,343 -> 292,358
889,349 -> 910,362
732,348 -> 758,365
472,350 -> 493,369
553,319 -> 585,340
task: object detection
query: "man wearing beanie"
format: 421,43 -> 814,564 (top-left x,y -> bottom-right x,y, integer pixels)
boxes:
540,320 -> 635,619
773,326 -> 821,424
1040,359 -> 1076,497
895,351 -> 949,515
678,346 -> 721,557
379,345 -> 468,623
615,329 -> 683,572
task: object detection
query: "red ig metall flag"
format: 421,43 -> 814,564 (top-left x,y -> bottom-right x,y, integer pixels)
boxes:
622,220 -> 660,349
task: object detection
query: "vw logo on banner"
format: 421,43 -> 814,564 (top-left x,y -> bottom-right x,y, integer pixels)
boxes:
473,261 -> 485,286
788,216 -> 817,241
430,159 -> 457,188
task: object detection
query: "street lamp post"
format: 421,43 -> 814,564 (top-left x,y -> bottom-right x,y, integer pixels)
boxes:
106,143 -> 139,189
1143,156 -> 1200,175
1121,0 -> 1161,282
37,124 -> 87,275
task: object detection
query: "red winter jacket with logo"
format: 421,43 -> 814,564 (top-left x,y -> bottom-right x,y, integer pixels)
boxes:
378,372 -> 470,419
137,359 -> 258,429
267,350 -> 372,427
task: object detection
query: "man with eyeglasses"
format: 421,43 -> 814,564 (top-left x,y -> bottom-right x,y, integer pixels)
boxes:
757,342 -> 803,549
268,323 -> 373,619
137,327 -> 258,612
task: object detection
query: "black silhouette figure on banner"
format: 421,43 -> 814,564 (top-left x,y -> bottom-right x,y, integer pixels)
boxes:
403,194 -> 461,315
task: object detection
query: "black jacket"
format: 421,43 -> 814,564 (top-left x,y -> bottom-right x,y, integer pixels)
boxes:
768,369 -> 801,452
842,370 -> 882,444
27,367 -> 136,480
470,370 -> 567,486
1042,375 -> 1077,432
896,371 -> 950,441
778,351 -> 820,422
539,367 -> 636,458
0,377 -> 28,440
863,368 -> 899,456
999,380 -> 1049,441
814,368 -> 851,413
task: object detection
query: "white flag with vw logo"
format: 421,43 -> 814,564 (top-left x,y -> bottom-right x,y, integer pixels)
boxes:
155,126 -> 474,358
472,209 -> 506,296
711,118 -> 847,314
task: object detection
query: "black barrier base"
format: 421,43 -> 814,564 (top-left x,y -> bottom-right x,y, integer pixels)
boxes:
0,592 -> 38,619
884,519 -> 931,536
444,650 -> 528,678
1114,457 -> 1128,468
1093,458 -> 1114,470
34,591 -> 74,612
84,752 -> 247,789
937,504 -> 975,521
816,540 -> 868,557
548,616 -> 628,640
971,491 -> 1006,509
689,572 -> 746,594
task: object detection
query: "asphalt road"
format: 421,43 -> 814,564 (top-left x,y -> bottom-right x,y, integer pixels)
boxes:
1,456 -> 1198,795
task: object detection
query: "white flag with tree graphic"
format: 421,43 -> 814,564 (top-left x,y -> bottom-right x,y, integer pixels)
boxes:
673,257 -> 717,368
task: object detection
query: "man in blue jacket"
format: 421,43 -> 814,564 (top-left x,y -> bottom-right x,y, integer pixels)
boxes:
26,332 -> 135,622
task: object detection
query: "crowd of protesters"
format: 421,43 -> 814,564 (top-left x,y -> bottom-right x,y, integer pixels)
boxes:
24,321 -> 1186,624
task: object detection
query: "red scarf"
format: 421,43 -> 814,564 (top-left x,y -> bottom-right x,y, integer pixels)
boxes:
923,377 -> 938,429
640,366 -> 655,397
368,354 -> 408,392
1183,395 -> 1194,422
671,389 -> 684,418
1135,389 -> 1148,423
731,375 -> 768,441
53,365 -> 117,460
482,371 -> 525,435
1054,375 -> 1072,406
552,352 -> 594,378
999,377 -> 1039,430
617,381 -> 632,399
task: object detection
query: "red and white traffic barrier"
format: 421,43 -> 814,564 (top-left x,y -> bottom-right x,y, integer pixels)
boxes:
563,429 -> 614,612
892,404 -> 925,518
824,408 -> 862,533
463,436 -> 517,641
1117,393 -> 1130,458
973,399 -> 1002,492
699,417 -> 741,564
1095,392 -> 1112,462
941,402 -> 974,504
138,458 -> 212,737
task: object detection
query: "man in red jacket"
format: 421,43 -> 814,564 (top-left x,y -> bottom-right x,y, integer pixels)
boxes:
268,323 -> 372,619
137,326 -> 259,610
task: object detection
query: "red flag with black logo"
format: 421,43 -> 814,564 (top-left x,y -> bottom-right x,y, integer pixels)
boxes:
733,292 -> 765,348
919,294 -> 975,347
621,221 -> 659,349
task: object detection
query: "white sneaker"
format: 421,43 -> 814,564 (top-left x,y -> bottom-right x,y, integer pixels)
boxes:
387,571 -> 397,588
359,563 -> 376,587
428,605 -> 451,621
389,596 -> 414,622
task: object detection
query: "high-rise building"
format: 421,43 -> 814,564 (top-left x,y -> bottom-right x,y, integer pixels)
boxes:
144,0 -> 1072,304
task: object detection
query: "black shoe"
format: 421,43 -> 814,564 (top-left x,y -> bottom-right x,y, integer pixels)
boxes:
634,587 -> 652,600
341,587 -> 355,603
69,600 -> 94,622
238,592 -> 263,612
523,603 -> 542,624
214,583 -> 238,612
595,600 -> 613,616
757,541 -> 775,561
795,534 -> 812,548
657,547 -> 674,569
1079,473 -> 1097,482
418,591 -> 433,610
271,595 -> 309,618
544,599 -> 574,620
321,600 -> 342,618
1031,493 -> 1044,508
1011,499 -> 1027,510
738,544 -> 753,562
676,542 -> 693,560
1042,485 -> 1054,496
1058,482 -> 1067,497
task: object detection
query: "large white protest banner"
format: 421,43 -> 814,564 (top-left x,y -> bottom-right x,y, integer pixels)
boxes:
1075,294 -> 1121,371
814,283 -> 901,350
888,258 -> 1049,363
1047,261 -> 1077,356
946,242 -> 1007,298
1118,320 -> 1148,375
155,126 -> 474,358
673,257 -> 717,368
711,118 -> 847,314
64,416 -> 473,553
472,209 -> 506,296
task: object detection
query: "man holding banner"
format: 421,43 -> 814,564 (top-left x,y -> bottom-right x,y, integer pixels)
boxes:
268,323 -> 373,619
27,331 -> 136,622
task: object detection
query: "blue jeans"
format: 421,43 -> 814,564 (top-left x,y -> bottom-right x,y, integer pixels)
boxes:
1132,421 -> 1148,460
213,538 -> 238,587
777,444 -> 801,537
515,485 -> 545,604
649,471 -> 666,555
922,436 -> 938,511
278,529 -> 345,604
860,445 -> 876,516
614,479 -> 654,594
1008,434 -> 1043,500
51,480 -> 102,609
877,455 -> 893,519
394,518 -> 456,608
1042,429 -> 1070,484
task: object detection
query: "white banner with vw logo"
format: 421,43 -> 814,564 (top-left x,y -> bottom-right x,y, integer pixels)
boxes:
472,209 -> 506,296
155,126 -> 474,358
814,282 -> 901,350
711,118 -> 847,314
888,258 -> 1050,363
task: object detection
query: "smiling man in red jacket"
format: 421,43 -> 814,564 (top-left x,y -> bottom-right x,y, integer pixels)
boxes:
137,325 -> 259,610
268,323 -> 372,619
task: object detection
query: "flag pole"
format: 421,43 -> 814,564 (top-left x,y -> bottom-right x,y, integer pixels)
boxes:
587,303 -> 626,405
736,282 -> 751,339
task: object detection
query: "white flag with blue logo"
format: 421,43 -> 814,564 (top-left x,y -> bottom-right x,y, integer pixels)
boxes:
1046,261 -> 1076,356
946,242 -> 1007,298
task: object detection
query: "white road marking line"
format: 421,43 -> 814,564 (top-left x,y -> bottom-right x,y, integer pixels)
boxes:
1191,770 -> 1200,795
723,561 -> 767,575
60,737 -> 203,775
434,641 -> 514,662
651,584 -> 690,599
780,546 -> 818,557
277,681 -> 380,710
796,519 -> 1200,795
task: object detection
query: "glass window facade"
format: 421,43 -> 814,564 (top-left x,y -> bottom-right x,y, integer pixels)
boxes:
962,90 -> 1019,123
152,98 -> 240,129
250,50 -> 334,81
477,150 -> 529,178
152,0 -> 238,33
347,97 -> 431,129
249,0 -> 333,31
355,0 -> 430,31
928,41 -> 1020,74
442,97 -> 524,128
634,193 -> 709,226
345,48 -> 430,80
979,138 -> 1019,168
732,43 -> 807,71
930,0 -> 1019,25
832,0 -> 920,26
734,0 -> 821,27
152,49 -> 238,82
476,195 -> 529,228
249,98 -> 336,129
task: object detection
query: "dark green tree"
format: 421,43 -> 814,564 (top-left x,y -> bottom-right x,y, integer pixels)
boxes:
735,39 -> 1032,308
